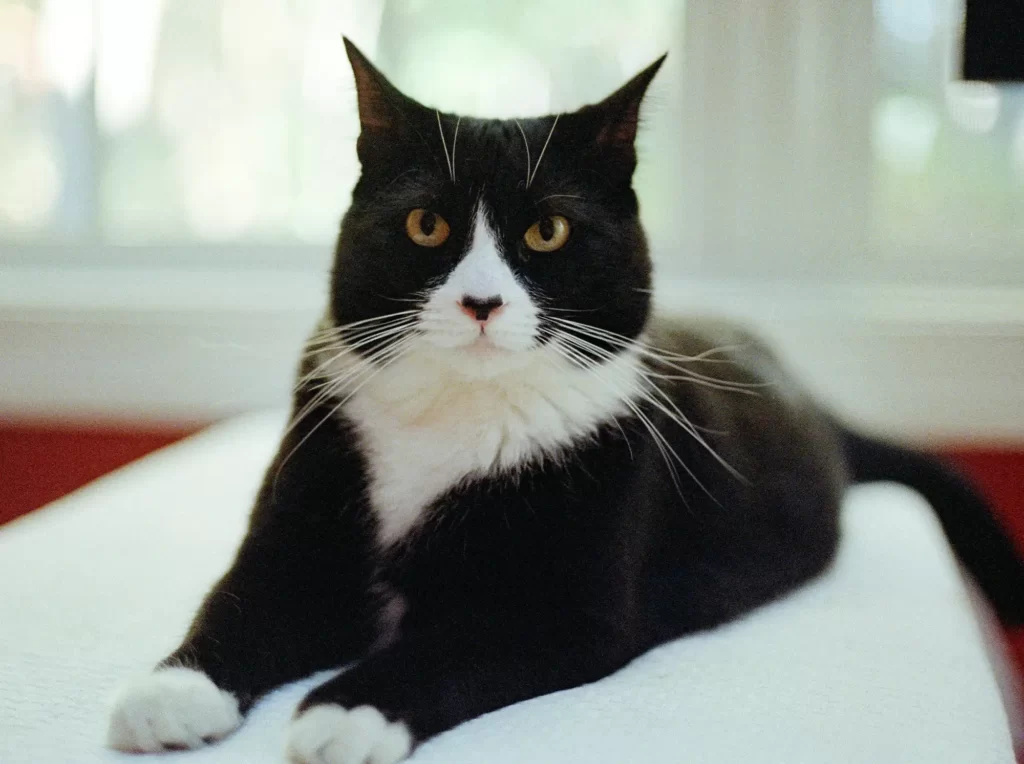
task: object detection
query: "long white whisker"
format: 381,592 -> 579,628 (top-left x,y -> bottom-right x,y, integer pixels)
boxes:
287,331 -> 417,438
513,119 -> 531,188
535,347 -> 635,461
547,316 -> 745,365
528,114 -> 559,188
450,116 -> 461,183
333,309 -> 421,331
276,336 -> 416,485
555,331 -> 745,487
436,110 -> 453,182
301,312 -> 422,356
296,320 -> 420,390
557,338 -> 720,502
553,339 -> 692,504
536,193 -> 583,204
547,317 -> 763,392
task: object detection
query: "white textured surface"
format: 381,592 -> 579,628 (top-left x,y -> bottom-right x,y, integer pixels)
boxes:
0,412 -> 1017,763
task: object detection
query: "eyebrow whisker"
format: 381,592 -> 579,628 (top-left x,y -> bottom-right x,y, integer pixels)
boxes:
528,114 -> 559,188
536,193 -> 583,204
436,109 -> 454,183
450,116 -> 462,184
513,119 -> 531,189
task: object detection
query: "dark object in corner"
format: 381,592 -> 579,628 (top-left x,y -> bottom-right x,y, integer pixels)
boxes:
962,0 -> 1024,81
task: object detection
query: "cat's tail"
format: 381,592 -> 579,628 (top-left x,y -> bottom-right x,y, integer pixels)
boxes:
840,428 -> 1024,626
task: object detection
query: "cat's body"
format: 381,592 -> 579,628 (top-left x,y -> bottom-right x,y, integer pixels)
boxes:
108,41 -> 1024,763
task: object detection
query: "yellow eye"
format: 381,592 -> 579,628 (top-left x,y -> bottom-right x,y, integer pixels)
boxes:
524,215 -> 570,252
405,208 -> 450,247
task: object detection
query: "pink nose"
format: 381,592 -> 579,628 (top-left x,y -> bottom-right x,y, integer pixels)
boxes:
458,295 -> 505,323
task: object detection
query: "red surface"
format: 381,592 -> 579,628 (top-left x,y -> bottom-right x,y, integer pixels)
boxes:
0,422 -> 199,526
944,449 -> 1024,556
0,425 -> 1021,692
942,448 -> 1024,695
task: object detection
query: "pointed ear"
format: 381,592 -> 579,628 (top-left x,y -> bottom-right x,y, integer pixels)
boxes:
343,37 -> 405,132
591,54 -> 667,151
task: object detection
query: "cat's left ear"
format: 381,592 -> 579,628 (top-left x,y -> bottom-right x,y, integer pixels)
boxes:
592,55 -> 667,150
573,55 -> 666,175
343,37 -> 426,163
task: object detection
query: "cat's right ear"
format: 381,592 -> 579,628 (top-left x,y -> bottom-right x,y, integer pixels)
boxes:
343,38 -> 420,160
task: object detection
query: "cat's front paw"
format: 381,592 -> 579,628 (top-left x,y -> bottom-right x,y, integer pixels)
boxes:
287,704 -> 412,764
107,667 -> 242,752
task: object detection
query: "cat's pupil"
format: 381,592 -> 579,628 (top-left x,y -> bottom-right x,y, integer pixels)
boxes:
420,211 -> 436,236
539,217 -> 554,240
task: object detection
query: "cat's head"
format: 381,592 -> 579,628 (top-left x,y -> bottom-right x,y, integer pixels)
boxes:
330,39 -> 664,379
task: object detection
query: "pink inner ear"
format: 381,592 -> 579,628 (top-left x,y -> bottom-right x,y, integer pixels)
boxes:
596,109 -> 641,149
598,113 -> 634,148
344,38 -> 400,132
352,73 -> 393,131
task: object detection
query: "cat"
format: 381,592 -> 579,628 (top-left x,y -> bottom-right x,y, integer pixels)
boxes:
107,39 -> 1024,763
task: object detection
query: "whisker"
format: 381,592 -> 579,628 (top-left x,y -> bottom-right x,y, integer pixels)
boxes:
554,330 -> 746,487
450,116 -> 461,183
546,317 -> 761,387
300,316 -> 421,362
275,336 -> 416,492
528,114 -> 559,188
311,310 -> 420,338
553,339 -> 696,504
371,291 -> 429,305
436,110 -> 454,183
513,119 -> 531,188
296,321 -> 420,390
534,348 -> 635,462
556,338 -> 708,500
306,311 -> 421,341
288,328 -> 419,434
540,305 -> 602,315
535,193 -> 583,204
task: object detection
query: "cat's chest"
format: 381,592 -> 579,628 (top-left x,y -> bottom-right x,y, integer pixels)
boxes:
336,348 -> 642,547
352,404 -> 517,545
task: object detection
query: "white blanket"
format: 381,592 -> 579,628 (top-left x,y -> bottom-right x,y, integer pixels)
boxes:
0,413 -> 1018,763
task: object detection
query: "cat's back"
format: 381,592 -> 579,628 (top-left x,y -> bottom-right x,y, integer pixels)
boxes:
644,314 -> 789,389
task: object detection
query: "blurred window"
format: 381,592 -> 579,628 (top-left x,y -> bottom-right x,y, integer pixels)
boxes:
1,0 -> 1021,283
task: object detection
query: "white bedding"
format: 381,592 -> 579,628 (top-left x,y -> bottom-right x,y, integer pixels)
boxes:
0,412 -> 1018,763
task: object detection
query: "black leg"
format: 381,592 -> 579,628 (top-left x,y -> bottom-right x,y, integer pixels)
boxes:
291,614 -> 635,756
109,412 -> 379,752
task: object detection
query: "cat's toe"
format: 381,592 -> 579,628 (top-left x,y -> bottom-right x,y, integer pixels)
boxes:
287,704 -> 412,764
107,667 -> 241,752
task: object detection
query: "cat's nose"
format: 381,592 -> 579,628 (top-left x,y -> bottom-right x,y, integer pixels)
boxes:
458,295 -> 505,323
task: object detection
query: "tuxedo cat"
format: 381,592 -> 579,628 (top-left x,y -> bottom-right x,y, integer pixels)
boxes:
108,40 -> 1024,764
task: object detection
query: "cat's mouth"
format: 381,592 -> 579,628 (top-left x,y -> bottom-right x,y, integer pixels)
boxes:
467,333 -> 503,354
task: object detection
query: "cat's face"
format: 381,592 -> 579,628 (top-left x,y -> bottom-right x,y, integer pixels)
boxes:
330,40 -> 663,379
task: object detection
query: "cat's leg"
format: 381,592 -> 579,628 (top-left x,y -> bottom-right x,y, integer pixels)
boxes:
108,416 -> 379,753
286,615 -> 635,764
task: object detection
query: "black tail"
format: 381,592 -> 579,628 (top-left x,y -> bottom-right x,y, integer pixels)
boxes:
840,429 -> 1024,626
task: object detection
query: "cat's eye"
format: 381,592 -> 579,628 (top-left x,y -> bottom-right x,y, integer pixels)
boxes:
406,208 -> 450,247
524,215 -> 570,252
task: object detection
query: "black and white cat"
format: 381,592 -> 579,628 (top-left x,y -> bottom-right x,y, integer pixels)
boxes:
108,40 -> 1024,763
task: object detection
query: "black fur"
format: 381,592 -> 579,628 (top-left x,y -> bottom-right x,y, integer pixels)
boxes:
840,429 -> 1024,625
331,41 -> 654,355
150,40 -> 1024,757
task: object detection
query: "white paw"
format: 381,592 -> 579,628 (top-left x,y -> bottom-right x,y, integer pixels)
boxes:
287,704 -> 412,764
107,667 -> 242,752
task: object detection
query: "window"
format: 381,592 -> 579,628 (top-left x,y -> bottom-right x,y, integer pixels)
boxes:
875,0 -> 1024,258
0,0 -> 679,269
4,0 -> 1021,278
2,0 -> 1021,435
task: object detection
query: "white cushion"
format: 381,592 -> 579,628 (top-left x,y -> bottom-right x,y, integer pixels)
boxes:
0,412 -> 1017,763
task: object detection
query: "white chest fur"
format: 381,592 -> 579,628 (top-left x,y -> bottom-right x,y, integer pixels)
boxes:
332,346 -> 642,546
